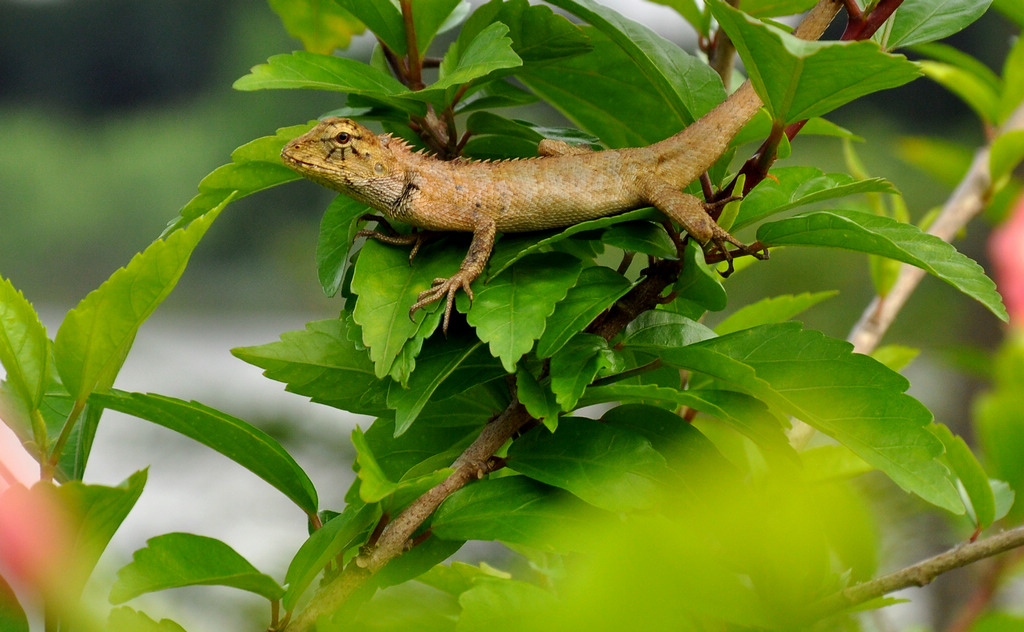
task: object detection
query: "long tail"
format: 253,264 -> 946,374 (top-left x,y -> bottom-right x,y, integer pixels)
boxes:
651,0 -> 842,188
650,82 -> 763,188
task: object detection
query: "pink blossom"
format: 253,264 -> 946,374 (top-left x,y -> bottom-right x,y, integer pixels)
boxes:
0,483 -> 73,595
990,194 -> 1024,327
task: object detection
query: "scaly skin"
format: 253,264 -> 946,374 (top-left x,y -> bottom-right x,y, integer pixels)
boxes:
281,85 -> 764,330
280,1 -> 839,330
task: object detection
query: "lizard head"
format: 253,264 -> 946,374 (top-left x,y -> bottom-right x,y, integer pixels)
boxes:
281,117 -> 404,208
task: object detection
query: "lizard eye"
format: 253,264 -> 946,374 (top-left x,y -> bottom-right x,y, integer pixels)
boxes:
335,132 -> 351,144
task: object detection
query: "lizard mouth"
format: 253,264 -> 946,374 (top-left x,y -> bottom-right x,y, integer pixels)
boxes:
281,153 -> 338,176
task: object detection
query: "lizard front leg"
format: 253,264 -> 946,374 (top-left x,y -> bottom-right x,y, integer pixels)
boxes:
638,175 -> 768,275
355,215 -> 439,262
410,216 -> 497,333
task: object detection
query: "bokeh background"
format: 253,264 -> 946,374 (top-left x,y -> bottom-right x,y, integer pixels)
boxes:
0,1 -> 1019,630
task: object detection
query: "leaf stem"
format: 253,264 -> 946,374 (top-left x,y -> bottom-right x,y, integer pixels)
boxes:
400,0 -> 423,89
43,398 -> 85,482
590,360 -> 663,387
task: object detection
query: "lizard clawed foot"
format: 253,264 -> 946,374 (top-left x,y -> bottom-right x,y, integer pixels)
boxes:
409,270 -> 477,334
706,235 -> 769,277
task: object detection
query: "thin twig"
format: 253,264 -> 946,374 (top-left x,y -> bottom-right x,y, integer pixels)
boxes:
399,0 -> 422,89
807,525 -> 1024,621
284,403 -> 532,631
848,102 -> 1024,356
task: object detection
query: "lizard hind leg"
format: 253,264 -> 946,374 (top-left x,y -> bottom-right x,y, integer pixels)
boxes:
638,176 -> 768,276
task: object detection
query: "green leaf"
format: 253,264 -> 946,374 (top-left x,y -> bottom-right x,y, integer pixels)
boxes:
316,195 -> 366,298
268,0 -> 365,54
920,60 -> 1000,125
600,404 -> 736,479
233,51 -> 422,114
352,426 -> 400,503
619,310 -> 717,349
548,334 -> 615,411
387,334 -> 504,436
881,0 -> 993,50
110,533 -> 284,603
457,578 -> 558,632
507,417 -> 669,511
0,575 -> 28,632
991,479 -> 1016,523
602,221 -> 676,258
800,444 -> 874,482
994,0 -> 1024,26
164,125 -> 309,234
232,318 -> 389,417
741,0 -> 818,17
624,322 -> 963,513
930,423 -> 995,529
352,238 -> 466,382
732,167 -> 897,230
432,476 -> 606,551
974,382 -> 1024,522
648,0 -> 706,33
535,266 -> 633,359
282,503 -> 381,611
334,0 -> 406,55
714,291 -> 838,335
456,80 -> 539,114
463,112 -> 600,159
107,607 -> 186,632
54,470 -> 147,598
486,208 -> 654,280
416,380 -> 509,427
428,22 -> 522,95
756,209 -> 1008,321
464,252 -> 584,372
674,240 -> 727,313
0,276 -> 49,413
580,385 -> 793,456
998,35 -> 1024,123
991,130 -> 1024,186
407,0 -> 471,55
91,391 -> 318,516
375,536 -> 465,589
911,42 -> 1001,94
710,0 -> 921,123
546,0 -> 724,126
516,366 -> 560,431
518,33 -> 674,148
870,344 -> 921,372
458,0 -> 592,67
382,0 -> 468,56
973,613 -> 1024,632
418,561 -> 508,596
54,203 -> 224,404
362,417 -> 477,483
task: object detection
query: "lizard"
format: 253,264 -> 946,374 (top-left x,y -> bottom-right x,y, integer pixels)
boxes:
280,3 -> 839,332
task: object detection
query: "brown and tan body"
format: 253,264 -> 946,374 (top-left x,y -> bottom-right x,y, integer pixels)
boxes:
280,82 -> 769,329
